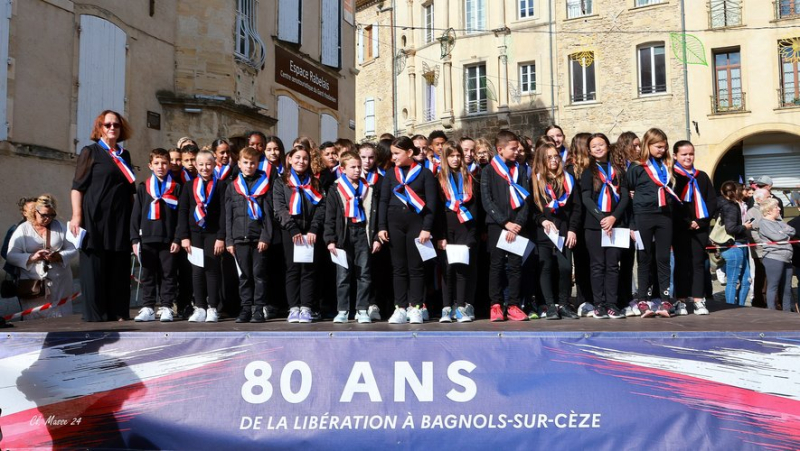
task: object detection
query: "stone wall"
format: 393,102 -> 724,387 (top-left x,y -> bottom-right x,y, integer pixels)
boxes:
355,1 -> 396,139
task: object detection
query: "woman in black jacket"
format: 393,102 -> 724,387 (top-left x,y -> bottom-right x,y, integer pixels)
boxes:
717,181 -> 753,306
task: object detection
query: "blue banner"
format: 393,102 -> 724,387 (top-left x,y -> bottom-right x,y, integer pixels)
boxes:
2,331 -> 799,449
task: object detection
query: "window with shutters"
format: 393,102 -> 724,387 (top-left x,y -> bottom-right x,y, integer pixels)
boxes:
277,96 -> 299,148
321,0 -> 341,68
465,64 -> 487,114
709,0 -> 742,28
519,63 -> 536,93
712,49 -> 744,113
569,54 -> 596,103
519,0 -> 535,19
424,4 -> 435,44
358,24 -> 380,64
278,0 -> 301,44
235,0 -> 266,69
320,113 -> 338,143
566,0 -> 592,19
780,41 -> 800,108
465,0 -> 486,34
778,0 -> 800,19
638,44 -> 666,95
364,98 -> 376,136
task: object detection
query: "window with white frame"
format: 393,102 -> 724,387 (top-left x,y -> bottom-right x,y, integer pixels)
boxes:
424,81 -> 436,121
278,0 -> 301,44
779,0 -> 800,19
566,0 -> 592,19
424,4 -> 435,44
358,25 -> 379,63
519,0 -> 535,18
638,44 -> 666,95
465,64 -> 487,113
635,0 -> 664,6
321,0 -> 341,68
519,63 -> 536,93
570,54 -> 596,103
465,0 -> 486,33
710,0 -> 742,28
235,0 -> 266,68
364,98 -> 376,136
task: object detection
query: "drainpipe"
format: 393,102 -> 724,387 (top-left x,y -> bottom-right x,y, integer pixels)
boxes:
548,0 -> 556,121
391,0 -> 398,135
681,0 -> 690,139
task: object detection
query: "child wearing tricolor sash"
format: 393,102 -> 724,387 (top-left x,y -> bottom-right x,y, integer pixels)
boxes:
580,134 -> 630,319
672,140 -> 716,316
378,136 -> 439,324
324,152 -> 381,324
273,146 -> 326,323
530,141 -> 581,320
178,145 -> 199,185
225,147 -> 274,323
480,130 -> 531,322
261,136 -> 287,318
131,148 -> 181,322
359,142 -> 389,320
177,150 -> 228,323
627,128 -> 680,318
435,141 -> 480,323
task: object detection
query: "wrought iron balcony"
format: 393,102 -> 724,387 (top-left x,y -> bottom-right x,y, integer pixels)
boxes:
710,91 -> 746,114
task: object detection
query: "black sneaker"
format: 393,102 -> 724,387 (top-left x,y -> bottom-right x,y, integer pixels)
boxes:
558,304 -> 580,319
607,306 -> 625,319
250,307 -> 266,323
545,305 -> 561,320
181,305 -> 195,321
236,308 -> 252,323
264,307 -> 280,320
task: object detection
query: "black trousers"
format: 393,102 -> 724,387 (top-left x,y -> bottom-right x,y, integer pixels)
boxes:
537,243 -> 573,307
139,242 -> 177,309
618,245 -> 635,306
673,229 -> 709,299
219,252 -> 241,316
573,232 -> 594,305
234,242 -> 268,309
635,213 -> 672,300
487,224 -> 523,307
387,206 -> 426,309
584,229 -> 622,309
265,243 -> 287,312
190,232 -> 221,309
370,245 -> 393,312
80,248 -> 131,321
281,230 -> 317,309
176,250 -> 193,311
441,224 -> 478,309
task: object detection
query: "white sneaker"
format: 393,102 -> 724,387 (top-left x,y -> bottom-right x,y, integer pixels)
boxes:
464,303 -> 476,320
356,310 -> 372,323
388,307 -> 407,324
421,304 -> 430,321
625,301 -> 641,317
368,304 -> 381,321
408,306 -> 424,324
333,311 -> 349,323
158,307 -> 173,322
188,307 -> 206,322
716,268 -> 727,285
675,301 -> 689,316
439,307 -> 453,323
205,307 -> 219,322
134,307 -> 155,322
693,301 -> 710,315
578,302 -> 595,318
455,306 -> 472,322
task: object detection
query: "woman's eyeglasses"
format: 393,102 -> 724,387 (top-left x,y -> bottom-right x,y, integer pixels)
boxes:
36,210 -> 56,219
103,122 -> 121,129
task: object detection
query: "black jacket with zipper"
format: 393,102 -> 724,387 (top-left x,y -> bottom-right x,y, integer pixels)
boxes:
224,174 -> 274,246
273,175 -> 326,237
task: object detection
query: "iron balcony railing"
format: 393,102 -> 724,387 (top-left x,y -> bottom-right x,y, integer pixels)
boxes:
710,91 -> 746,114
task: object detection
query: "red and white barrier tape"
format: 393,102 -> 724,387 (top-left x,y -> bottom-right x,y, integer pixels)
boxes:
3,291 -> 81,321
705,239 -> 800,250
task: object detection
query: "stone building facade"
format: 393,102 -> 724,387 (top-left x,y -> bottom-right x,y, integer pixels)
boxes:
354,0 -> 396,140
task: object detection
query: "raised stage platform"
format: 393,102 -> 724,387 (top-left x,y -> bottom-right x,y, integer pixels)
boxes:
2,301 -> 798,450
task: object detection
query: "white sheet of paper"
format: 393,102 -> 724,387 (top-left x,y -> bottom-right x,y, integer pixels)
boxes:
601,228 -> 631,249
65,222 -> 86,249
234,255 -> 243,276
445,244 -> 470,265
497,231 -> 535,262
634,231 -> 645,250
330,248 -> 349,269
414,238 -> 437,262
293,236 -> 315,263
187,246 -> 204,267
546,228 -> 565,252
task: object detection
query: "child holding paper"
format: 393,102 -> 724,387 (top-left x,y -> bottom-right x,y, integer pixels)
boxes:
581,134 -> 629,319
225,147 -> 274,323
435,141 -> 480,323
672,140 -> 716,316
627,128 -> 679,318
324,151 -> 381,324
273,146 -> 326,323
530,141 -> 581,320
131,148 -> 181,322
177,149 -> 227,322
378,136 -> 439,325
480,130 -> 531,322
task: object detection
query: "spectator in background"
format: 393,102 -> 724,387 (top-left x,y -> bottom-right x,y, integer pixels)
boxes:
788,189 -> 800,207
745,189 -> 770,307
754,176 -> 785,217
758,198 -> 795,312
787,214 -> 800,313
3,198 -> 36,280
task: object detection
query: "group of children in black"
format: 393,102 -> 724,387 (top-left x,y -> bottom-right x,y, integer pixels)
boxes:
131,125 -> 715,325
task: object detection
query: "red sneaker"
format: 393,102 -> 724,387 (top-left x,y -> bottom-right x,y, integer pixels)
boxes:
507,305 -> 529,321
490,304 -> 505,322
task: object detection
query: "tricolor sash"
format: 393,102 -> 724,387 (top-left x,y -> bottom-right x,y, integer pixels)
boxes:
287,169 -> 323,215
468,161 -> 479,175
673,164 -> 709,219
98,139 -> 135,183
490,156 -> 529,210
424,158 -> 440,175
337,177 -> 367,223
443,172 -> 473,223
365,167 -> 384,186
181,168 -> 195,184
233,173 -> 271,220
643,157 -> 680,207
559,146 -> 569,163
542,172 -> 574,212
596,163 -> 620,213
145,174 -> 178,220
214,163 -> 232,181
192,176 -> 217,227
393,163 -> 426,213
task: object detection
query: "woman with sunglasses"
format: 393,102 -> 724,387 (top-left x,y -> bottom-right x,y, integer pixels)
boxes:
71,110 -> 137,321
7,195 -> 78,319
